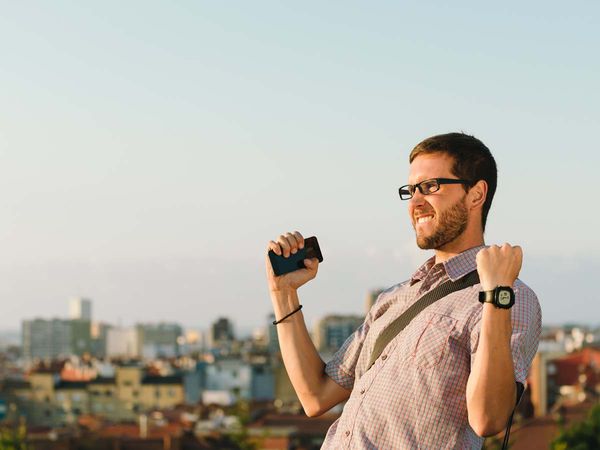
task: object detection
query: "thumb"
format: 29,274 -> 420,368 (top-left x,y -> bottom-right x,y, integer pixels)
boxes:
304,258 -> 319,270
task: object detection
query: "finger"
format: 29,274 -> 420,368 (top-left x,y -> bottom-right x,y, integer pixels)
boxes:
476,248 -> 487,263
475,247 -> 493,260
277,235 -> 292,257
304,258 -> 319,271
284,232 -> 300,254
498,243 -> 510,256
268,240 -> 282,256
513,245 -> 523,261
483,245 -> 495,255
293,231 -> 304,249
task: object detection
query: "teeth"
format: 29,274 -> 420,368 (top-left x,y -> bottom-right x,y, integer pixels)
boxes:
417,216 -> 433,224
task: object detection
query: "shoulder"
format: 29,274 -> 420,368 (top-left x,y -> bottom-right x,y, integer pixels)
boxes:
513,279 -> 540,306
512,278 -> 542,329
366,280 -> 412,320
370,280 -> 412,306
382,280 -> 411,298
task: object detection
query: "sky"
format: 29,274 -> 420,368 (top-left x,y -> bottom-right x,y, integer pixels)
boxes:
0,1 -> 599,335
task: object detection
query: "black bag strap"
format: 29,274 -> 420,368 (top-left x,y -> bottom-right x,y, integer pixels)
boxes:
501,381 -> 525,449
365,268 -> 522,449
366,269 -> 480,369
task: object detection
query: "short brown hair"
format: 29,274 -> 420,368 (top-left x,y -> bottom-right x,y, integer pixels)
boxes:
409,132 -> 497,230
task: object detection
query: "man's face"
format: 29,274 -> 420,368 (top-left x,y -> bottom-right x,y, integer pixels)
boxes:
407,153 -> 469,250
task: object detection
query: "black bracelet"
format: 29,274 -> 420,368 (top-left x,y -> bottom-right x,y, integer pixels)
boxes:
273,305 -> 303,325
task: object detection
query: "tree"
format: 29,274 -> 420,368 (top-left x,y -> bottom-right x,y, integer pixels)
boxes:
0,423 -> 28,450
551,403 -> 600,450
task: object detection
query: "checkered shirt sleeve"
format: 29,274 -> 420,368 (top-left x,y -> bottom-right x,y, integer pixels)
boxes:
324,314 -> 370,391
470,279 -> 542,384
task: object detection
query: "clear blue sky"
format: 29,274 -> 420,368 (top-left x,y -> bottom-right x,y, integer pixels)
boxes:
0,1 -> 598,333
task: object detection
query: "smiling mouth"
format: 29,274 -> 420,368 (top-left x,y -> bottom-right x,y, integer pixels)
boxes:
416,215 -> 434,224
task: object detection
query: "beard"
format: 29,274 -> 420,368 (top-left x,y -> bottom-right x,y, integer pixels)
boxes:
415,197 -> 468,250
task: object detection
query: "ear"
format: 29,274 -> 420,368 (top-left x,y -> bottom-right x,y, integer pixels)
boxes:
467,180 -> 487,210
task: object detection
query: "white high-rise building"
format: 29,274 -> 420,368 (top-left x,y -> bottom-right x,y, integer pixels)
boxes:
69,297 -> 92,321
106,327 -> 140,358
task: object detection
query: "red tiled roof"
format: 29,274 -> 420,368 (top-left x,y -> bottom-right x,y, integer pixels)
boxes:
510,400 -> 595,450
247,412 -> 340,435
551,347 -> 600,387
97,423 -> 183,439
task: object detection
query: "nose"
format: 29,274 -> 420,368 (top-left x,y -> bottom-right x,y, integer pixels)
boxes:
409,188 -> 426,207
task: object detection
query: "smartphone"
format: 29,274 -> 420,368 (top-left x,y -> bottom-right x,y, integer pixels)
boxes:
268,236 -> 324,276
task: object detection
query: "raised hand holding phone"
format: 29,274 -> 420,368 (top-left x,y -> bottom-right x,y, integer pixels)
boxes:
265,231 -> 322,293
269,236 -> 323,276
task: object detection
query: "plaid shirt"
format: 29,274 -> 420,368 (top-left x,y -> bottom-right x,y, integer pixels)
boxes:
322,246 -> 542,449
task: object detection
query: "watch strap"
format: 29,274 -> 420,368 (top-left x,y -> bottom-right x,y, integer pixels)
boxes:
478,290 -> 495,304
478,286 -> 515,309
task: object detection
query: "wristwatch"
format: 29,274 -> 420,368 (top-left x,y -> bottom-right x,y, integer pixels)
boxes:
478,286 -> 515,309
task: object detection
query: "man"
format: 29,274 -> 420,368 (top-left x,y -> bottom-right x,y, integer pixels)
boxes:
265,133 -> 541,449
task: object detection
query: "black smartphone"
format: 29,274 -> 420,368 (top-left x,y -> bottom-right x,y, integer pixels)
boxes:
268,236 -> 324,276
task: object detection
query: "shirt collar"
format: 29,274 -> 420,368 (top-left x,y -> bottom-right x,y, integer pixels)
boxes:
410,245 -> 486,283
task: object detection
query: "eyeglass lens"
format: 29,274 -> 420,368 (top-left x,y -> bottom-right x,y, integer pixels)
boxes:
399,179 -> 441,200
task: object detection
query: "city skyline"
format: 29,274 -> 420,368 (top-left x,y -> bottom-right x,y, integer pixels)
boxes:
1,2 -> 599,331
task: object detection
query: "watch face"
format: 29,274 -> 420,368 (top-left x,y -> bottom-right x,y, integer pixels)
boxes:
498,290 -> 511,305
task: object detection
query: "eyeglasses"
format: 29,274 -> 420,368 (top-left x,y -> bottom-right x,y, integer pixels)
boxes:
398,178 -> 471,200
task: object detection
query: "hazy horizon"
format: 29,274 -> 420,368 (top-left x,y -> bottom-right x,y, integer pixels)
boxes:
1,2 -> 598,333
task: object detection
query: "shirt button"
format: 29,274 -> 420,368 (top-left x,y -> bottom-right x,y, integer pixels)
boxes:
381,355 -> 388,360
345,431 -> 350,437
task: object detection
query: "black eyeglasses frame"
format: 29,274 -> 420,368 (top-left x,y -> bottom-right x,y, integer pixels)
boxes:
398,178 -> 472,200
